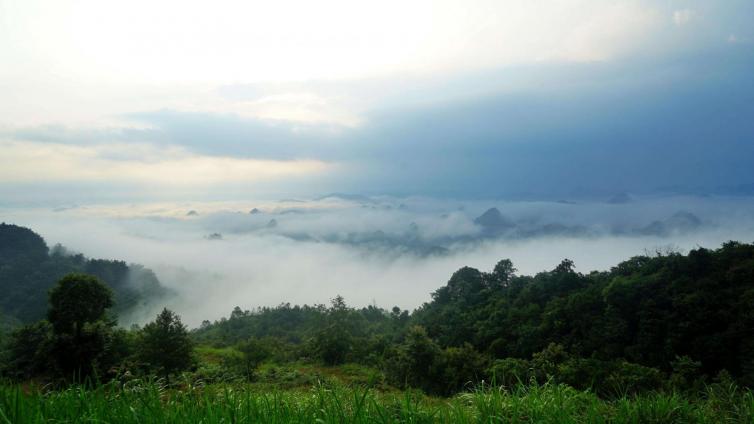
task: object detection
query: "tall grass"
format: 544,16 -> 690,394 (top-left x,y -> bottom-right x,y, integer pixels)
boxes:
1,379 -> 753,423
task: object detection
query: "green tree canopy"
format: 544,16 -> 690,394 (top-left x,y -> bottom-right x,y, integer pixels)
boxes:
48,273 -> 114,335
237,337 -> 271,380
45,273 -> 117,380
138,308 -> 193,380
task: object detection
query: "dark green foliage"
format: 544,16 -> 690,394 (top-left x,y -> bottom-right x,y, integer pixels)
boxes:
192,299 -> 410,366
138,308 -> 194,379
101,327 -> 137,376
2,321 -> 53,380
236,338 -> 271,380
312,296 -> 355,365
48,274 -> 114,335
0,222 -> 48,264
489,358 -> 534,387
186,241 -> 754,395
47,274 -> 116,380
52,322 -> 111,381
414,242 -> 754,387
489,343 -> 664,397
1,274 -> 121,381
669,355 -> 704,392
442,344 -> 489,394
6,235 -> 754,399
0,272 -> 145,383
384,326 -> 490,395
0,223 -> 168,323
385,326 -> 444,393
194,303 -> 327,346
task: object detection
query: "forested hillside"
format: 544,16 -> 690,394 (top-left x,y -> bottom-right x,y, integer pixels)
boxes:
0,223 -> 169,323
413,244 -> 754,381
2,224 -> 754,399
193,241 -> 754,394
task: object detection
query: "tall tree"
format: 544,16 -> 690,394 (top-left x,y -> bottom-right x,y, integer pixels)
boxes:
237,337 -> 271,380
48,273 -> 114,336
138,308 -> 193,381
47,273 -> 115,380
312,296 -> 354,365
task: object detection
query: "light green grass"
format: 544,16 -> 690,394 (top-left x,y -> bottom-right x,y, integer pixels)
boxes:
195,345 -> 245,363
1,380 -> 753,423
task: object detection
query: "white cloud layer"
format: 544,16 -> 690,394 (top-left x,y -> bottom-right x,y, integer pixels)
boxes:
1,0 -> 659,84
0,0 -> 662,127
3,195 -> 754,326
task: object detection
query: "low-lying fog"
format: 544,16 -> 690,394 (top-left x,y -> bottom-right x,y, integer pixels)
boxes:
4,194 -> 754,327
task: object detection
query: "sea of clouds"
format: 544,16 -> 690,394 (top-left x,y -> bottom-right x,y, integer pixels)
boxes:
3,193 -> 754,327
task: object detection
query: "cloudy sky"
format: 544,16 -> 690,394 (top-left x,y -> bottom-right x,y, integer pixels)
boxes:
1,0 -> 753,204
2,1 -> 754,322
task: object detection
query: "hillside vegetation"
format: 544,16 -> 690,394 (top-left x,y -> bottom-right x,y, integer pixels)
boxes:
192,241 -> 754,395
2,223 -> 754,421
0,223 -> 168,323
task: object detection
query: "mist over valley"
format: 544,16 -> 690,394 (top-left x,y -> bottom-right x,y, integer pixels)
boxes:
4,193 -> 753,326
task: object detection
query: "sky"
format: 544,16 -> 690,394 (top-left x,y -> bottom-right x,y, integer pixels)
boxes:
1,0 -> 753,204
2,1 -> 754,322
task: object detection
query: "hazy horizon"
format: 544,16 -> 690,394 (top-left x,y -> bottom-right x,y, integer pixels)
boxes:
4,193 -> 754,326
2,1 -> 754,326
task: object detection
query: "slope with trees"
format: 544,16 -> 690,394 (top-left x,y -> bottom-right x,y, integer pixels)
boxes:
190,241 -> 754,395
2,234 -> 754,398
0,223 -> 169,324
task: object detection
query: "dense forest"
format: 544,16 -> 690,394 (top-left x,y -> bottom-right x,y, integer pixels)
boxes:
2,222 -> 754,402
190,240 -> 754,395
0,223 -> 169,326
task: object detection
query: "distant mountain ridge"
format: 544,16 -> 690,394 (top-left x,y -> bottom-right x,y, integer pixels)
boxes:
473,207 -> 515,234
314,193 -> 376,203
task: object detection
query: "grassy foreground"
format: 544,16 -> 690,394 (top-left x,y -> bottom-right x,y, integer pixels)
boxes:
1,381 -> 754,424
